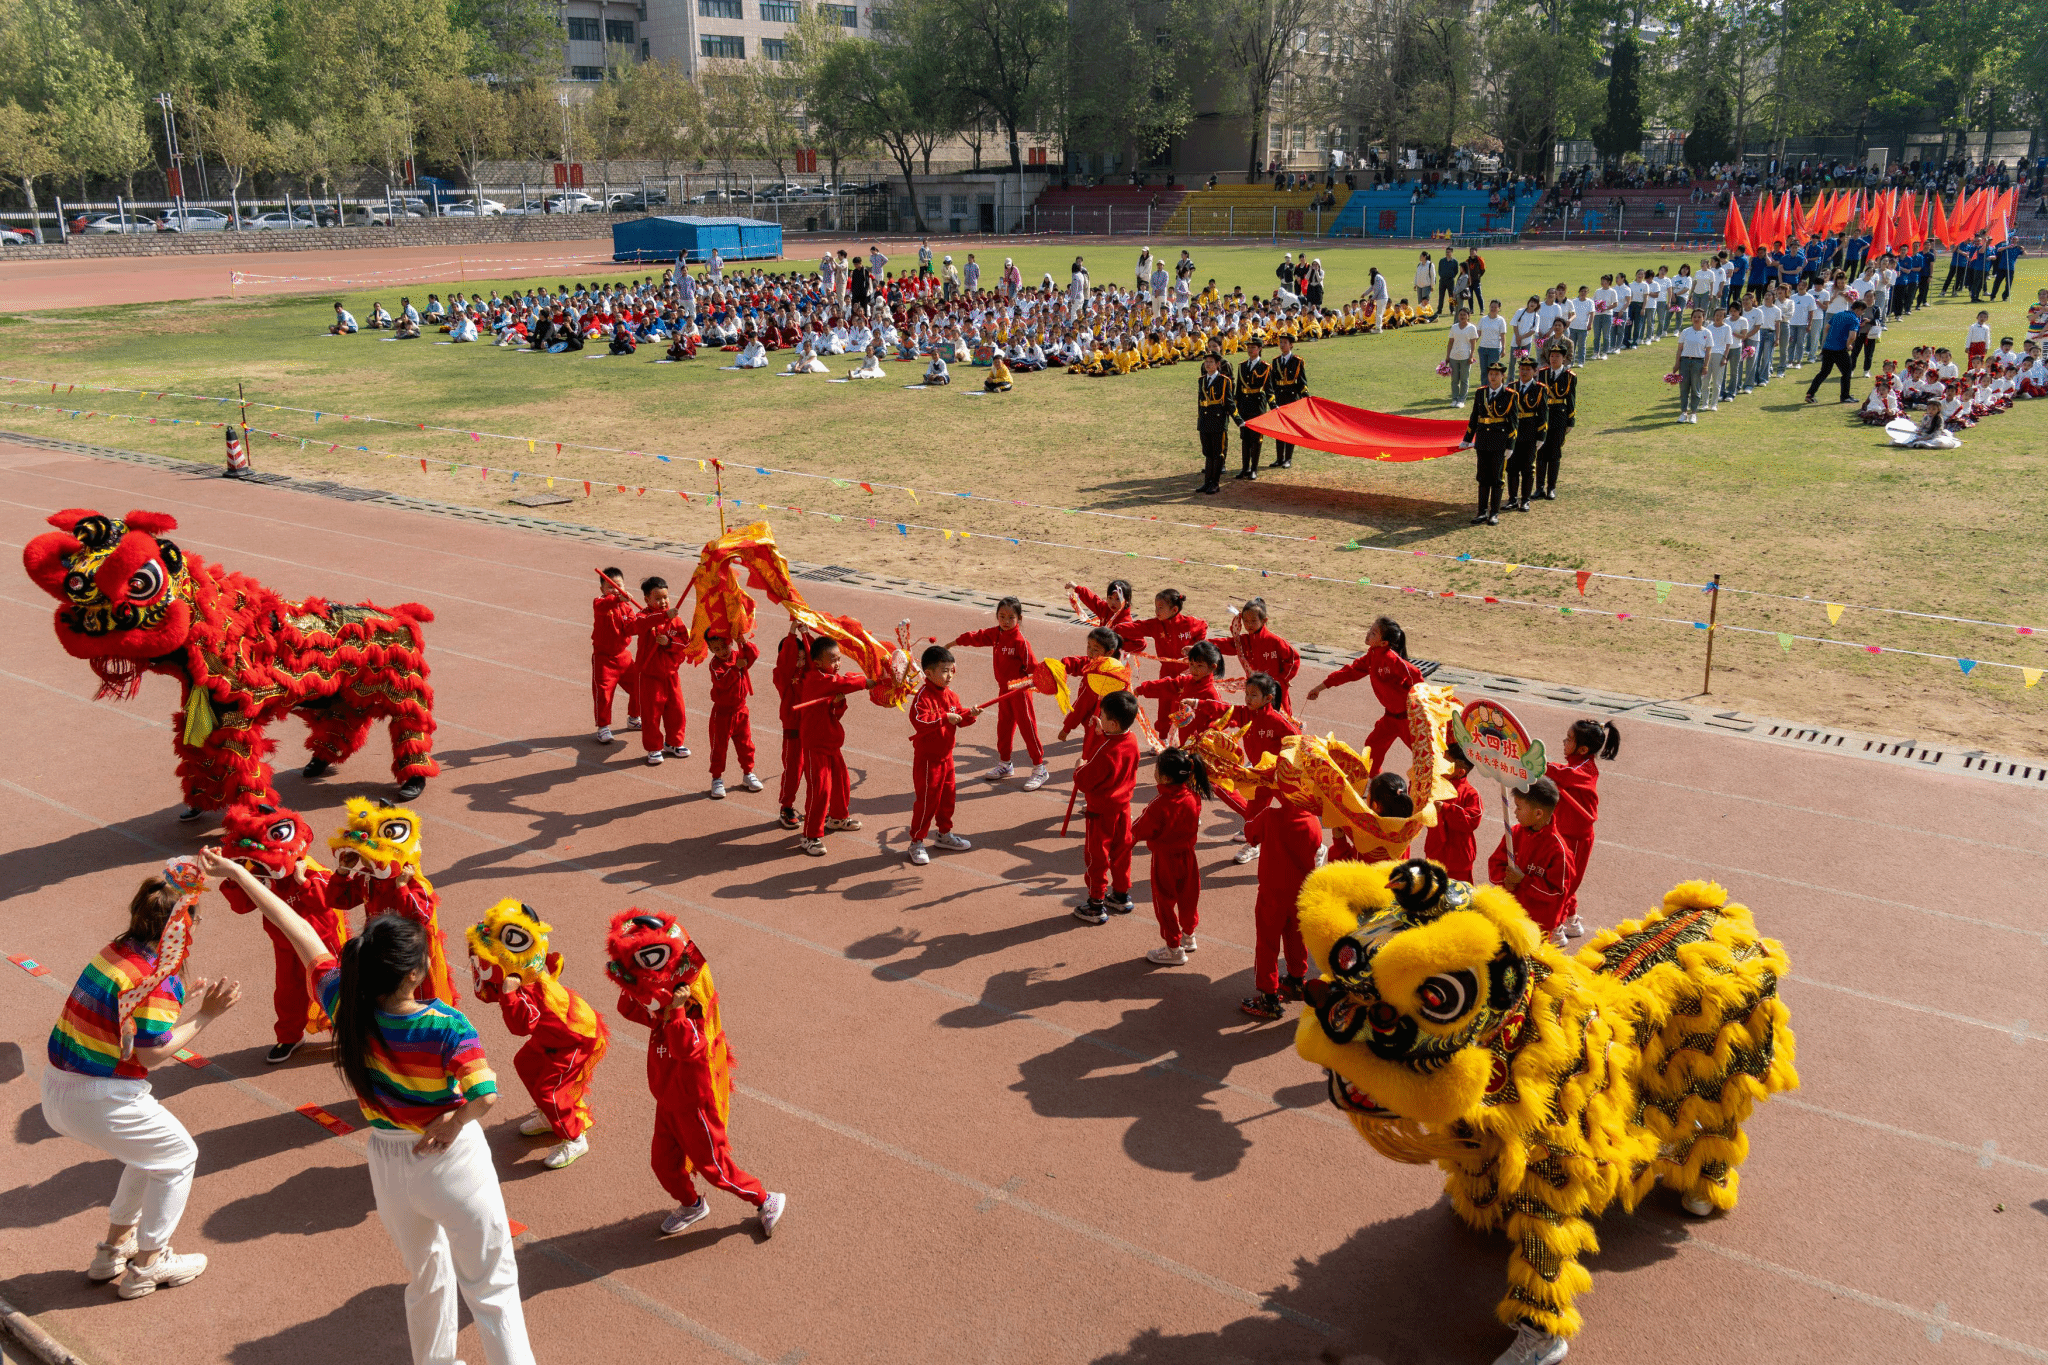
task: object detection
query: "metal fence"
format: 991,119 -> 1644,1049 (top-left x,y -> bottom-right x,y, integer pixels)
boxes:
1017,203 -> 1342,238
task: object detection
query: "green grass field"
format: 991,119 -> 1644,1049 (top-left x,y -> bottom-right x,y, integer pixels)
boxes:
1,243 -> 2042,745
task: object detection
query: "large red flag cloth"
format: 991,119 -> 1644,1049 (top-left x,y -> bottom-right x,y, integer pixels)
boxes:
1244,397 -> 1467,463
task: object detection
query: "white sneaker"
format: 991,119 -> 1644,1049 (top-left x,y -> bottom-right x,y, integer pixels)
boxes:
116,1247 -> 208,1299
1180,934 -> 1199,953
543,1134 -> 588,1169
908,841 -> 931,865
1146,943 -> 1188,966
743,772 -> 763,792
518,1110 -> 554,1137
667,745 -> 691,759
933,831 -> 971,851
89,1234 -> 137,1282
594,727 -> 614,744
759,1191 -> 787,1237
1493,1321 -> 1569,1365
1549,927 -> 1570,949
660,1198 -> 709,1235
710,778 -> 727,799
984,762 -> 1014,781
799,837 -> 827,857
1681,1191 -> 1717,1217
824,817 -> 862,832
1314,842 -> 1328,867
1022,764 -> 1050,791
1233,844 -> 1259,865
1565,915 -> 1585,938
645,752 -> 664,766
625,717 -> 642,730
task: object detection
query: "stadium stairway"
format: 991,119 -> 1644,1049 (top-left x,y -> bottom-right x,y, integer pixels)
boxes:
1158,186 -> 1352,238
1024,186 -> 1188,235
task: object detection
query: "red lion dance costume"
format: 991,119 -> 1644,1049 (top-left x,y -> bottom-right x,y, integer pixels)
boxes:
21,508 -> 438,815
220,803 -> 351,1057
469,899 -> 608,1167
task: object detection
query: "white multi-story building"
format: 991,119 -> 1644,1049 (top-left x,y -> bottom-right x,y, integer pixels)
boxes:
558,0 -> 872,81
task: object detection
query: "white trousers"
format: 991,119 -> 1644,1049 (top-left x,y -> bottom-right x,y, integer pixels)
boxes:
367,1124 -> 535,1365
40,1068 -> 196,1251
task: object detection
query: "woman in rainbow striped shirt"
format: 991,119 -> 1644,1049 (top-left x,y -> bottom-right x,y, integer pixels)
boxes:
202,849 -> 535,1365
42,865 -> 240,1299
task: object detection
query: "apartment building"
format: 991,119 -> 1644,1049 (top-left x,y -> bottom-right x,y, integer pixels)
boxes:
560,0 -> 871,80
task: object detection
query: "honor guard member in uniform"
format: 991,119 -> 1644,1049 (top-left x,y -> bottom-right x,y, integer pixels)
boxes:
1504,355 -> 1548,512
1233,339 -> 1271,480
1267,334 -> 1307,468
1536,344 -> 1577,500
1460,361 -> 1514,524
1195,352 -> 1234,495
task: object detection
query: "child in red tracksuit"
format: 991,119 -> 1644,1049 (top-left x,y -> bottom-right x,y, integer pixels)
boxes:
797,636 -> 868,856
1548,719 -> 1619,939
1330,772 -> 1417,863
591,567 -> 641,744
472,931 -> 609,1171
906,646 -> 979,865
948,595 -> 1050,791
1130,747 -> 1209,965
1056,627 -> 1126,756
1217,672 -> 1302,865
1488,777 -> 1575,945
1240,796 -> 1323,1020
1214,597 -> 1302,715
1117,588 -> 1208,734
704,633 -> 762,800
1064,577 -> 1135,634
772,621 -> 808,829
1070,690 -> 1141,925
632,577 -> 691,765
1136,641 -> 1229,747
1307,615 -> 1422,776
1423,744 -> 1485,881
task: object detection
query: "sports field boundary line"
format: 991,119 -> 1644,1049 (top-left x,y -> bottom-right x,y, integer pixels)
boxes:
6,427 -> 2041,786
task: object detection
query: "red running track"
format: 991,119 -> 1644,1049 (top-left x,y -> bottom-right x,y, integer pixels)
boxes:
1,439 -> 2045,1365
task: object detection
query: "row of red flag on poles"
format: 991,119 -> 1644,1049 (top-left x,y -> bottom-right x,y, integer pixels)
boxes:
1722,184 -> 2020,255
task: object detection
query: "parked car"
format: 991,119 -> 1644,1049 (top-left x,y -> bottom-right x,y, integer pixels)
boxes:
608,190 -> 671,212
1,225 -> 35,245
156,207 -> 234,232
500,200 -> 550,216
79,213 -> 159,235
240,211 -> 317,230
440,198 -> 508,218
546,192 -> 599,214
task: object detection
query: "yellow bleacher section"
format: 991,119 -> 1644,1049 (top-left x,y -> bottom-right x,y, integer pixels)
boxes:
1159,186 -> 1352,237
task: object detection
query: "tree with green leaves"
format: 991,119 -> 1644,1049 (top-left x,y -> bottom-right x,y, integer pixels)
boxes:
697,60 -> 761,189
1064,0 -> 1209,174
1221,0 -> 1335,175
0,99 -> 61,235
785,3 -> 873,194
196,89 -> 272,194
811,28 -> 955,230
415,76 -> 509,192
926,0 -> 1063,172
1682,84 -> 1732,169
1592,30 -> 1642,161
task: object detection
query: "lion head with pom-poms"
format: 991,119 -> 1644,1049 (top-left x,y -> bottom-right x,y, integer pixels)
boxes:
328,798 -> 426,882
22,509 -> 194,696
221,803 -> 318,880
603,908 -> 706,1011
1292,858 -> 1797,1349
467,898 -> 557,994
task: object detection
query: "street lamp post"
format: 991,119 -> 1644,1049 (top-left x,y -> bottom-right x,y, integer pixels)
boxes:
156,92 -> 186,224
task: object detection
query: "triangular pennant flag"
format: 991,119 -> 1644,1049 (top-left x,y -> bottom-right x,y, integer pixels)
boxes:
527,440 -> 534,453
1504,564 -> 1518,575
1574,570 -> 1590,596
860,482 -> 874,494
419,459 -> 428,472
546,477 -> 554,489
1655,582 -> 1672,602
1825,603 -> 1845,625
583,481 -> 592,497
2024,669 -> 2042,688
1957,659 -> 1977,675
1777,633 -> 1794,653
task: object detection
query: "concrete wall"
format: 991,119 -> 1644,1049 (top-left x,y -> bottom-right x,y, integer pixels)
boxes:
1,215 -> 623,260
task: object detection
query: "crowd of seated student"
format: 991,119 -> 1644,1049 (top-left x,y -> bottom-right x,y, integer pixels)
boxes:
1860,339 -> 2042,432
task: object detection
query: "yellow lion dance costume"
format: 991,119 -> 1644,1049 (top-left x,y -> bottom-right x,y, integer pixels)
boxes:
1295,859 -> 1796,1362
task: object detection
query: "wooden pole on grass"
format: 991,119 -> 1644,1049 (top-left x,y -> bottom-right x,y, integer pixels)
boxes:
1701,572 -> 1722,694
714,459 -> 726,535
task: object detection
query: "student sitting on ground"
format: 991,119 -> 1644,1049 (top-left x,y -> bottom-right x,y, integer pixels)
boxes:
367,302 -> 392,329
984,353 -> 1014,393
330,303 -> 359,335
849,345 -> 887,379
665,329 -> 698,361
922,352 -> 951,386
449,312 -> 480,343
423,293 -> 446,323
784,343 -> 828,374
735,333 -> 769,368
393,312 -> 421,340
608,320 -> 637,355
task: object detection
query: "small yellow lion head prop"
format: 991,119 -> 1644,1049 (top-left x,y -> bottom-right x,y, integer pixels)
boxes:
466,898 -> 556,996
328,798 -> 424,881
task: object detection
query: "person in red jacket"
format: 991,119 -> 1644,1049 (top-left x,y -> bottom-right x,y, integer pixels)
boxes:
591,567 -> 641,744
771,621 -> 808,829
948,596 -> 1050,791
1214,597 -> 1301,715
1488,777 -> 1575,945
1136,640 -> 1228,745
1306,615 -> 1421,776
1216,672 -> 1302,865
1070,690 -> 1141,925
906,645 -> 978,866
1329,772 -> 1417,863
704,632 -> 763,800
1240,797 -> 1323,1020
1422,744 -> 1485,881
218,803 -> 347,1062
1055,627 -> 1126,756
1547,719 -> 1620,938
631,577 -> 691,766
468,900 -> 609,1170
1116,588 -> 1208,734
1130,747 -> 1209,964
1064,577 -> 1134,634
797,636 -> 868,856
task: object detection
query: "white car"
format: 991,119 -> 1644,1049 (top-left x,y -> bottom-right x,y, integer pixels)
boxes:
80,213 -> 158,235
440,199 -> 507,218
241,211 -> 316,230
546,193 -> 599,214
157,207 -> 234,232
500,200 -> 549,216
0,226 -> 34,245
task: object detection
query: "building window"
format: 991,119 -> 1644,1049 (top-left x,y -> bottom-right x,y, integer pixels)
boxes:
949,194 -> 968,216
820,3 -> 856,25
759,0 -> 798,19
922,195 -> 941,219
698,0 -> 742,17
605,18 -> 635,41
565,16 -> 601,39
641,38 -> 650,57
700,33 -> 744,57
760,37 -> 788,59
569,64 -> 605,79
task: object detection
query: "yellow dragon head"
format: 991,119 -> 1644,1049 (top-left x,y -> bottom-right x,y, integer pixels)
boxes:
327,797 -> 425,882
465,898 -> 557,995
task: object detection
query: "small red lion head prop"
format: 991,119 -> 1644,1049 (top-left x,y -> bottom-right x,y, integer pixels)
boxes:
22,509 -> 194,695
220,803 -> 315,880
604,908 -> 705,1010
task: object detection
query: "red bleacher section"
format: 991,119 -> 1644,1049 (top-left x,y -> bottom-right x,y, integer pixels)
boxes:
1023,185 -> 1189,236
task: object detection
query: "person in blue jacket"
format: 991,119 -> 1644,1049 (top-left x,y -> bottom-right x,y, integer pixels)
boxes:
1990,240 -> 2024,301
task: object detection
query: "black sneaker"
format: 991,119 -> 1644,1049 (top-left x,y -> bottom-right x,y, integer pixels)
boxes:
1486,513 -> 1499,525
302,758 -> 334,780
265,1041 -> 300,1065
1470,511 -> 1490,524
1278,974 -> 1306,1002
176,805 -> 210,822
394,776 -> 426,801
1537,489 -> 1556,501
778,807 -> 800,830
1072,900 -> 1109,925
1106,893 -> 1134,915
1239,992 -> 1284,1021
